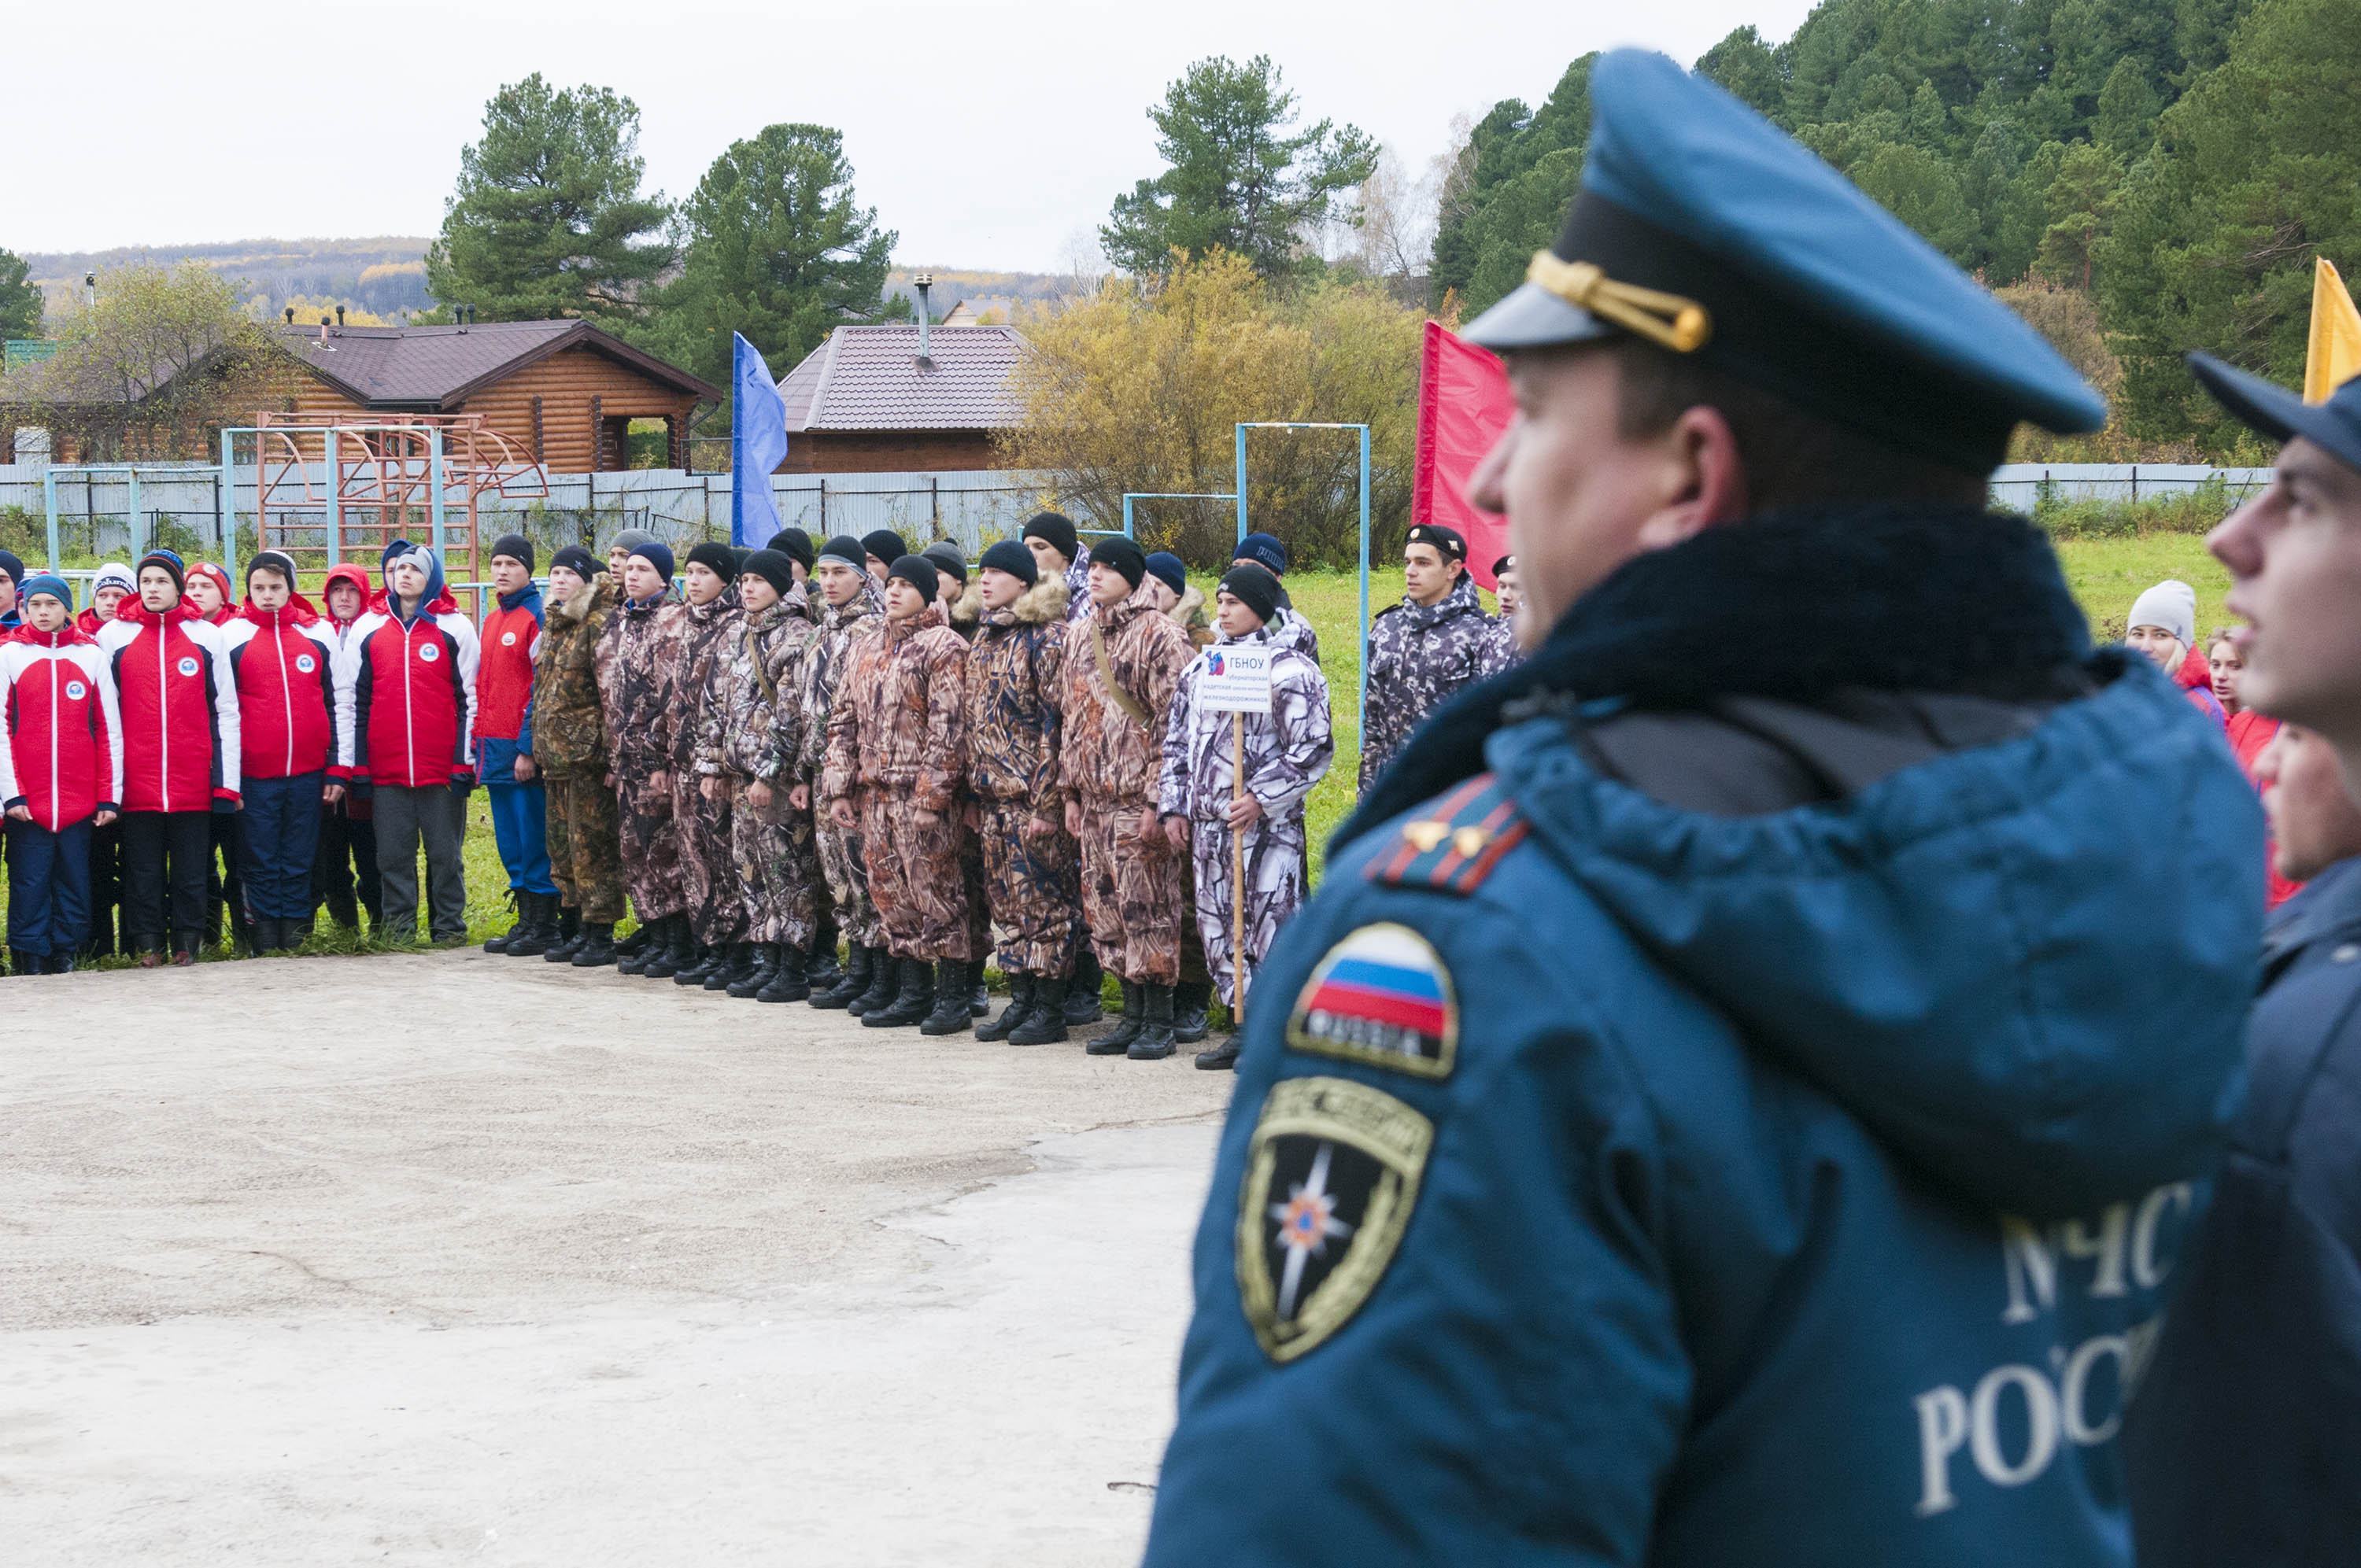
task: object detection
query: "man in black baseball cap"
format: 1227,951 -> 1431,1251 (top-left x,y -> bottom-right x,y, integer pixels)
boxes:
2124,356 -> 2361,1562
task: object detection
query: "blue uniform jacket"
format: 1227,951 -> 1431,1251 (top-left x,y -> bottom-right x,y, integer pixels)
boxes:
2124,854 -> 2361,1562
1147,655 -> 2258,1566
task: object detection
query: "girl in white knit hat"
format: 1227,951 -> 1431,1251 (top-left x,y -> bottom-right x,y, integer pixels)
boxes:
2125,578 -> 2228,726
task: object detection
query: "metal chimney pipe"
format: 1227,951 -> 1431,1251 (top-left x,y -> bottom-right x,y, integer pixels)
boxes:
914,272 -> 933,364
336,306 -> 345,327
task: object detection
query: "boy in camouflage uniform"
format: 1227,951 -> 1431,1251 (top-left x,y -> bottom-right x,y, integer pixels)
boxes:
961,540 -> 1077,1045
597,540 -> 693,976
799,535 -> 890,1011
823,553 -> 974,1035
531,546 -> 625,966
661,541 -> 746,991
1359,522 -> 1517,788
1061,535 -> 1199,1060
1157,563 -> 1335,1069
695,548 -> 822,1002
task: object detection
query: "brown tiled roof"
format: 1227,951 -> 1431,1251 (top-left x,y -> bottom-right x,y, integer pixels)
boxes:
774,325 -> 1027,433
273,319 -> 720,409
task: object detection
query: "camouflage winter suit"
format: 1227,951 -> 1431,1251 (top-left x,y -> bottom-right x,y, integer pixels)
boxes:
597,589 -> 688,921
695,594 -> 821,949
1062,578 -> 1197,984
665,585 -> 745,947
1358,572 -> 1517,788
963,577 -> 1077,977
797,579 -> 885,948
1158,626 -> 1334,1009
534,574 -> 625,923
823,600 -> 971,962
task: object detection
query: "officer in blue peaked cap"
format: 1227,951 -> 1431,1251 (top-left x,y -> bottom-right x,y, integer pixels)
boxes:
1143,50 -> 2258,1568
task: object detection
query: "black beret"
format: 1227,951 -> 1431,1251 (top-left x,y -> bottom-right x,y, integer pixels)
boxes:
922,541 -> 970,584
887,554 -> 939,603
979,539 -> 1038,587
1492,553 -> 1516,577
1406,523 -> 1468,563
550,545 -> 600,581
490,533 -> 534,570
765,528 -> 815,572
1022,511 -> 1078,565
686,540 -> 741,581
740,549 -> 796,599
818,533 -> 869,569
863,529 -> 910,566
1090,534 -> 1147,589
1219,563 -> 1283,625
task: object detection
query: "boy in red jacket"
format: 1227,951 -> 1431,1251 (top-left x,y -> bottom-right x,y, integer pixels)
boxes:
2,574 -> 124,972
310,563 -> 382,933
223,551 -> 347,953
95,550 -> 241,965
348,539 -> 478,946
72,560 -> 136,961
475,533 -> 560,954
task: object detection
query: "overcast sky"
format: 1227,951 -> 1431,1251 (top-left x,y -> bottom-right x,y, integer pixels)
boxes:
7,0 -> 1817,271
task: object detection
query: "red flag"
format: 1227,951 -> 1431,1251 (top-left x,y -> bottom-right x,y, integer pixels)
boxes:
1410,319 -> 1516,588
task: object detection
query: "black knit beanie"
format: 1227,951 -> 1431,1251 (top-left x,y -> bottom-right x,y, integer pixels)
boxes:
979,538 -> 1038,587
246,550 -> 300,589
766,528 -> 815,573
863,529 -> 909,567
1091,534 -> 1147,590
1219,563 -> 1283,626
740,549 -> 796,600
491,533 -> 534,570
887,554 -> 939,603
819,533 -> 869,570
550,545 -> 600,582
686,540 -> 741,581
922,541 -> 969,585
1021,511 -> 1078,566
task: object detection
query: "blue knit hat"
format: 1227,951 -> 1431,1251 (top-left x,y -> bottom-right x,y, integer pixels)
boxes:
19,572 -> 72,610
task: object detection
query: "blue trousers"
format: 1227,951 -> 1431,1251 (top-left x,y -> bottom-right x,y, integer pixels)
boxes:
6,816 -> 93,957
487,780 -> 557,894
238,772 -> 327,919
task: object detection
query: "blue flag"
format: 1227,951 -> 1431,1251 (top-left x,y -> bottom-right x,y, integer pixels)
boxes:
730,332 -> 789,548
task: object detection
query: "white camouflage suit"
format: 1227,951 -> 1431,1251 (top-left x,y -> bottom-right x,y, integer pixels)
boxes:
1157,625 -> 1334,1009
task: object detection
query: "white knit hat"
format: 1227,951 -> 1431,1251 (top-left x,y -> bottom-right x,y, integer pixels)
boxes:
92,561 -> 135,596
2127,579 -> 2196,647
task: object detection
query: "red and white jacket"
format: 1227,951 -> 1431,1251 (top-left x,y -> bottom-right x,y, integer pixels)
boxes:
96,603 -> 241,812
222,603 -> 347,781
1,624 -> 124,831
345,596 -> 479,788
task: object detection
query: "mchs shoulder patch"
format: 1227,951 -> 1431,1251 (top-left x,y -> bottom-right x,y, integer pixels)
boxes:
1365,772 -> 1527,895
1287,922 -> 1458,1079
1236,1076 -> 1433,1363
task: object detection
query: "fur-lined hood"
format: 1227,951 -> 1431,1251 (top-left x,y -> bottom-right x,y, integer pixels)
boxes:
964,576 -> 1071,629
1168,583 -> 1213,647
552,572 -> 616,625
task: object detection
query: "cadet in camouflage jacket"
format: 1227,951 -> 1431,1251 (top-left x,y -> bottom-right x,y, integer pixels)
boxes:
797,562 -> 887,949
664,564 -> 745,950
696,575 -> 821,950
534,563 -> 625,924
597,578 -> 689,921
964,574 -> 1077,978
1358,570 -> 1516,789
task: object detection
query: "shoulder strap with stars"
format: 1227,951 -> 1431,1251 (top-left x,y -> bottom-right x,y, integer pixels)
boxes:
1363,772 -> 1528,896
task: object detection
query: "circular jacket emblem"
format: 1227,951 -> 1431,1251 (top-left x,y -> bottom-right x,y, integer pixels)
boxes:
175,655 -> 200,677
294,653 -> 317,673
64,680 -> 88,700
501,630 -> 518,646
1236,1076 -> 1432,1363
417,641 -> 442,662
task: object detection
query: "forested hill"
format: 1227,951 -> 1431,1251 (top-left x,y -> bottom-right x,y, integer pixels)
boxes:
1430,0 -> 2359,450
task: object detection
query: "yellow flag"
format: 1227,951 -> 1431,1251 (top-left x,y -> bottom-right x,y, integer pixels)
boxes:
2305,256 -> 2361,404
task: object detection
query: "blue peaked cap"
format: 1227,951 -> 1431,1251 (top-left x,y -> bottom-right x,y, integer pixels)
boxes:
1465,50 -> 2107,468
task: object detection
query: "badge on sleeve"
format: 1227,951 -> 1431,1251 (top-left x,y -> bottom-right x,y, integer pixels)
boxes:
1236,1076 -> 1433,1363
1286,922 -> 1458,1078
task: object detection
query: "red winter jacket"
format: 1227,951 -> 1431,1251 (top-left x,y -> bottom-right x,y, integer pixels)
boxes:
96,603 -> 241,811
2226,707 -> 2304,909
2174,645 -> 2229,726
223,602 -> 345,780
347,595 -> 479,788
1,624 -> 124,830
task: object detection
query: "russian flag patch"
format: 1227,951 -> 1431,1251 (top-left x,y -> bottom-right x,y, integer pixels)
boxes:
1285,922 -> 1459,1079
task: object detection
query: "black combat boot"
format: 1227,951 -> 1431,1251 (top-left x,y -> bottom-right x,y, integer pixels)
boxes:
507,892 -> 556,957
641,916 -> 692,980
571,921 -> 616,967
616,915 -> 663,974
705,942 -> 752,991
1065,946 -> 1106,1024
1129,983 -> 1178,1060
1008,976 -> 1070,1046
1195,1035 -> 1240,1071
811,941 -> 870,1009
614,922 -> 653,961
674,937 -> 720,987
1088,980 -> 1145,1054
919,958 -> 974,1035
1172,980 -> 1213,1044
483,891 -> 525,954
863,957 -> 935,1028
807,921 -> 842,991
969,959 -> 990,1016
849,943 -> 900,1017
729,943 -> 780,998
542,906 -> 585,963
757,942 -> 811,1002
974,974 -> 1035,1042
